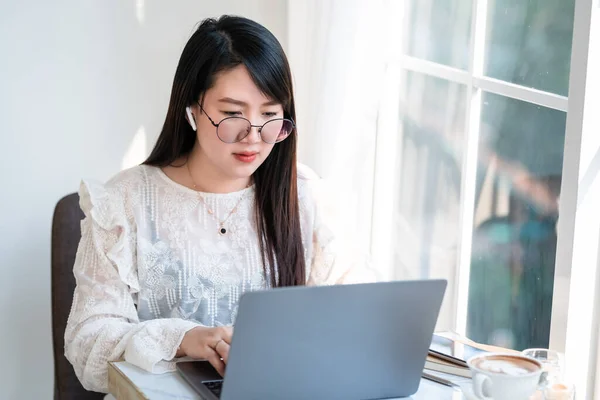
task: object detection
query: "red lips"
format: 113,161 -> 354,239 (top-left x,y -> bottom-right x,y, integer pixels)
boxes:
233,152 -> 258,163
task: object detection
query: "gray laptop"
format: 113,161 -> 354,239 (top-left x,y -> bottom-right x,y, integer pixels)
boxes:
177,279 -> 447,400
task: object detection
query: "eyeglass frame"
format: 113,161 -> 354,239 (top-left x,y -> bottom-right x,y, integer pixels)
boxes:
197,102 -> 295,144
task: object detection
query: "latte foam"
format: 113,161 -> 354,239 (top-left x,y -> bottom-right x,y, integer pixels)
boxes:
472,355 -> 540,376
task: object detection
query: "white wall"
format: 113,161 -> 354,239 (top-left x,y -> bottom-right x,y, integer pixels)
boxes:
0,1 -> 287,398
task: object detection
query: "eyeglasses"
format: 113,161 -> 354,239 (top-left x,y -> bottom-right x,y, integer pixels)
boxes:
199,103 -> 295,144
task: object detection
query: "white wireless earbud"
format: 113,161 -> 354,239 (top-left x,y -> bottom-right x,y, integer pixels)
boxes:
186,107 -> 197,131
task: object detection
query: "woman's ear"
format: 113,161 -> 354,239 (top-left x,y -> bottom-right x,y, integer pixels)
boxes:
186,107 -> 197,131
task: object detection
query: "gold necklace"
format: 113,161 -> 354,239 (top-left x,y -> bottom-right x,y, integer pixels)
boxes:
186,161 -> 250,235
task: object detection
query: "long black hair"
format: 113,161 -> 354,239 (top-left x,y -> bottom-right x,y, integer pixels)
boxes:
144,15 -> 305,287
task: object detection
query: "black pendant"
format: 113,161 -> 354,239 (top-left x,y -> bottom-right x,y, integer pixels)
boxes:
219,227 -> 227,235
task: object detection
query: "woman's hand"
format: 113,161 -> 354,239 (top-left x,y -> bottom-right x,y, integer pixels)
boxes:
177,326 -> 233,376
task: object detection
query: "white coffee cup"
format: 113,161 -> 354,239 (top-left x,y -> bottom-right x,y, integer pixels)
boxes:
467,353 -> 547,400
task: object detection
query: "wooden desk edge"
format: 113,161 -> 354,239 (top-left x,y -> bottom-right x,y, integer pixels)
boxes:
108,361 -> 149,400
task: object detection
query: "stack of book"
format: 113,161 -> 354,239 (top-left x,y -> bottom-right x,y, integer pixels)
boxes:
424,333 -> 489,378
424,353 -> 471,378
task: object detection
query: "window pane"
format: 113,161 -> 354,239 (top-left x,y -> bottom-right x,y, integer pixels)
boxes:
393,72 -> 467,328
485,0 -> 575,96
406,0 -> 472,69
467,93 -> 566,350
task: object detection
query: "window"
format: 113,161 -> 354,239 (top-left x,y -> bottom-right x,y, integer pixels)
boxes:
373,0 -> 576,351
289,0 -> 598,394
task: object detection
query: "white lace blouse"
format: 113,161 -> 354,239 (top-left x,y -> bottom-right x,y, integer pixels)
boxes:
64,164 -> 369,393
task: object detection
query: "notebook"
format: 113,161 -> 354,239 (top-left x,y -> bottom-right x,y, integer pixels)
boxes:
425,334 -> 488,377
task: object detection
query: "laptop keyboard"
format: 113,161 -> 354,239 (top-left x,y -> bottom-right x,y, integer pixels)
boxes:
203,380 -> 224,397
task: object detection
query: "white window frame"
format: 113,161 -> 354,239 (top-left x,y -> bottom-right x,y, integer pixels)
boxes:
555,0 -> 600,398
371,0 -> 599,396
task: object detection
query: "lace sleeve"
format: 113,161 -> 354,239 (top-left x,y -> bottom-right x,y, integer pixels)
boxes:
299,169 -> 377,286
64,180 -> 199,393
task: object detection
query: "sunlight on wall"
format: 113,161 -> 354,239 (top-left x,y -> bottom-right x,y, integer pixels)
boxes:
136,0 -> 145,25
122,125 -> 148,170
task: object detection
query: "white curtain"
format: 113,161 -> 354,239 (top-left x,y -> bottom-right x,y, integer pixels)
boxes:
286,2 -> 458,330
287,0 -> 392,259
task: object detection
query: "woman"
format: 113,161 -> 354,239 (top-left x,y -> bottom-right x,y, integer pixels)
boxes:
65,15 -> 369,393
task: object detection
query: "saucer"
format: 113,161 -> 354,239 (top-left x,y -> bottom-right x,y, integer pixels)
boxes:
460,385 -> 544,400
